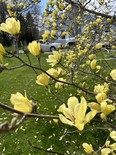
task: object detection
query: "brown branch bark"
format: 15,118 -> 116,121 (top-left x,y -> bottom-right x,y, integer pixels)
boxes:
0,102 -> 59,119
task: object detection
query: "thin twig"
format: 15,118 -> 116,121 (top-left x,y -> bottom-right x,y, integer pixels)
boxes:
28,140 -> 65,155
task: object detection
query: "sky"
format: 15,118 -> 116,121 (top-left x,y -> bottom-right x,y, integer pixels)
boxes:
39,0 -> 48,12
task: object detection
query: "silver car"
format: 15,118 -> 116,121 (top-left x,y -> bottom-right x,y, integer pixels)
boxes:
40,42 -> 62,52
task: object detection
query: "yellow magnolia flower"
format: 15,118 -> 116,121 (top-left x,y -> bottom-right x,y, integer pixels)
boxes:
96,65 -> 101,73
88,54 -> 95,60
82,143 -> 94,154
96,18 -> 102,24
95,92 -> 107,103
47,68 -> 59,78
8,9 -> 16,17
51,30 -> 57,39
42,30 -> 50,42
46,51 -> 62,67
66,50 -> 76,65
61,14 -> 65,19
95,43 -> 103,49
110,131 -> 116,141
27,41 -> 41,56
57,67 -> 63,75
67,5 -> 72,11
101,148 -> 111,155
94,83 -> 109,93
55,78 -> 66,89
90,59 -> 97,70
17,3 -> 24,7
36,73 -> 49,86
0,18 -> 20,35
10,92 -> 33,113
58,96 -> 97,131
61,31 -> 69,37
7,3 -> 14,9
110,69 -> 116,81
107,18 -> 112,23
59,3 -> 65,9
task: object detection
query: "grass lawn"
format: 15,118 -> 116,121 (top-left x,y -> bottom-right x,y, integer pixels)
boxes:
0,52 -> 115,155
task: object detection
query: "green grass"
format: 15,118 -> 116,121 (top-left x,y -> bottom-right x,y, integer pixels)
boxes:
0,52 -> 115,155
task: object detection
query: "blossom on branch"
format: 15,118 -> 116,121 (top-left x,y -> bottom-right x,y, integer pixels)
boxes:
0,18 -> 20,35
110,131 -> 116,141
47,68 -> 59,78
27,41 -> 41,56
82,143 -> 94,154
55,78 -> 66,89
95,43 -> 103,49
90,59 -> 97,70
110,69 -> 116,81
36,73 -> 49,86
10,92 -> 33,113
46,51 -> 62,67
58,96 -> 97,131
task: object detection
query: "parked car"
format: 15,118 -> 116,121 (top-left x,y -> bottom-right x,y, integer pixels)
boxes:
40,41 -> 62,52
55,37 -> 76,46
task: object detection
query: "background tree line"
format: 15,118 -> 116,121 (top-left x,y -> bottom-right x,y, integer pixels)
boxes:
0,1 -> 40,46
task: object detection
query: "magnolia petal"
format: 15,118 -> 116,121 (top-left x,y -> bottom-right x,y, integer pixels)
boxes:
59,114 -> 74,126
67,96 -> 79,113
10,92 -> 24,105
84,110 -> 97,124
110,69 -> 116,81
100,101 -> 107,111
74,97 -> 87,124
14,103 -> 32,113
57,104 -> 66,113
88,102 -> 100,111
110,131 -> 116,141
104,105 -> 115,115
95,92 -> 107,103
75,123 -> 85,131
58,104 -> 74,122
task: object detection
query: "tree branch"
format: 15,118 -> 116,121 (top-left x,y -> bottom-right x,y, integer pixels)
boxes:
0,102 -> 59,119
64,0 -> 116,20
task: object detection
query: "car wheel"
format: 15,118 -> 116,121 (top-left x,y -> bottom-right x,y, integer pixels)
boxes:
50,46 -> 56,52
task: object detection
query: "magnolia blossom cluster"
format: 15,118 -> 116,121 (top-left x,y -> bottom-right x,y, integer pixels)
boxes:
36,68 -> 66,89
82,130 -> 116,154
